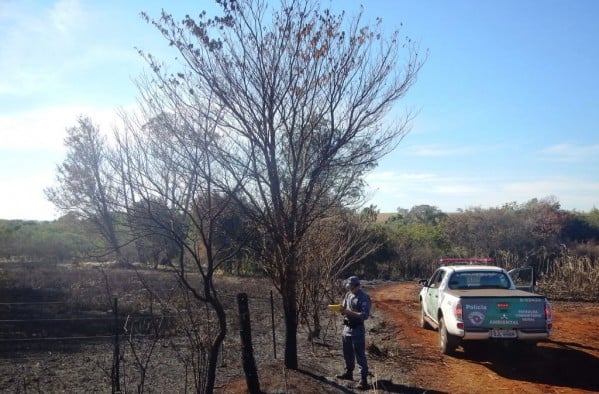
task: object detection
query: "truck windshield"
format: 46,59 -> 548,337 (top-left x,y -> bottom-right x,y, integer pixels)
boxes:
448,271 -> 510,290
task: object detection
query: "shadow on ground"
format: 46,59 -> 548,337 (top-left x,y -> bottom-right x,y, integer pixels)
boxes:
295,369 -> 445,394
372,378 -> 446,393
454,340 -> 599,392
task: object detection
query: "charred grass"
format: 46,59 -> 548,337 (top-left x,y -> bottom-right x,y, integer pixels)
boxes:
0,262 -> 413,392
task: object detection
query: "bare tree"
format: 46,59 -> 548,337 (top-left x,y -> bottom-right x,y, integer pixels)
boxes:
112,82 -> 243,392
297,208 -> 381,343
127,198 -> 182,268
45,116 -> 123,262
141,0 -> 424,369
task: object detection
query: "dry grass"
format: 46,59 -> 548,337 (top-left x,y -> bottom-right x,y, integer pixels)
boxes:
540,254 -> 599,301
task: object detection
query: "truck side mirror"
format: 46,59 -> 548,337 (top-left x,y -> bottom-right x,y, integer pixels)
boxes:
419,279 -> 429,287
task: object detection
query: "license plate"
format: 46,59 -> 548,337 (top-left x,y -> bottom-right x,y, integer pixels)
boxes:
491,329 -> 517,338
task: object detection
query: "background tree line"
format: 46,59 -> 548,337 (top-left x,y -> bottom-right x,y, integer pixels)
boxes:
358,200 -> 599,282
3,198 -> 598,281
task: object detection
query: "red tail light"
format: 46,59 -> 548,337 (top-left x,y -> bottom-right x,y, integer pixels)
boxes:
545,302 -> 552,321
455,302 -> 464,329
496,302 -> 509,309
455,302 -> 463,320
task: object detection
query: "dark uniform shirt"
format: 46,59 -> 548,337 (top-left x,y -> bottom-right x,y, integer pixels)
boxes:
341,288 -> 371,337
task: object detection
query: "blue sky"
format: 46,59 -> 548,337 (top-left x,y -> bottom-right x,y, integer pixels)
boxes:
1,0 -> 598,221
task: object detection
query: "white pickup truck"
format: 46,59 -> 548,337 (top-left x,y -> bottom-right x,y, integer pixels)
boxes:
418,258 -> 553,354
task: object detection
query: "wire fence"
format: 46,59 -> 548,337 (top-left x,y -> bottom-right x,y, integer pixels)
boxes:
0,290 -> 288,392
0,291 -> 282,348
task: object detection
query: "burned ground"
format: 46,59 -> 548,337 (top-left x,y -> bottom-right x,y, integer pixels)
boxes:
1,266 -> 598,393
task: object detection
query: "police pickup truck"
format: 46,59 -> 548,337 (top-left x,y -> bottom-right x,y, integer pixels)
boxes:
418,258 -> 553,354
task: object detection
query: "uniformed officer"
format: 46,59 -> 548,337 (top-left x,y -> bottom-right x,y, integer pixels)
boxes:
336,275 -> 371,390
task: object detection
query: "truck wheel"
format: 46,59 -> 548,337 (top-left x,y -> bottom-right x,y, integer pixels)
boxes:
419,303 -> 432,329
439,317 -> 459,355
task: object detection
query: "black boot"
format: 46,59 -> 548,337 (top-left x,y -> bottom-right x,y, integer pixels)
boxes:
336,370 -> 353,380
357,377 -> 369,390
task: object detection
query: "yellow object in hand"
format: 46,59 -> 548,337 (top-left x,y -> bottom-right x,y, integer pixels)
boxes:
327,304 -> 343,313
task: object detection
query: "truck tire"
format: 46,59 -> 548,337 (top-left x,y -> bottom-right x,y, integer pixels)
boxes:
419,303 -> 432,329
439,317 -> 459,355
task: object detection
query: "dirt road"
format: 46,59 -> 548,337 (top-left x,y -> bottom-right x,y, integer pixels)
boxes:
370,282 -> 599,393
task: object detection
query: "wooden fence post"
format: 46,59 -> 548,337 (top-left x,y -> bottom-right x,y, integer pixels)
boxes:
237,293 -> 260,394
112,297 -> 121,393
270,290 -> 277,359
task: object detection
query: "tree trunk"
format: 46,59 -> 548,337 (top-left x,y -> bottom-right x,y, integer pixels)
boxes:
105,217 -> 123,264
237,293 -> 260,393
205,297 -> 228,394
283,261 -> 299,369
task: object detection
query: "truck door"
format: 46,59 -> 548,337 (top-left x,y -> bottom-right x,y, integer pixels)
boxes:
426,270 -> 446,322
508,266 -> 536,292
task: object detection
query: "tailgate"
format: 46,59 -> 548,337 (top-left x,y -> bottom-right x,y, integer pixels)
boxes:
461,296 -> 547,329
